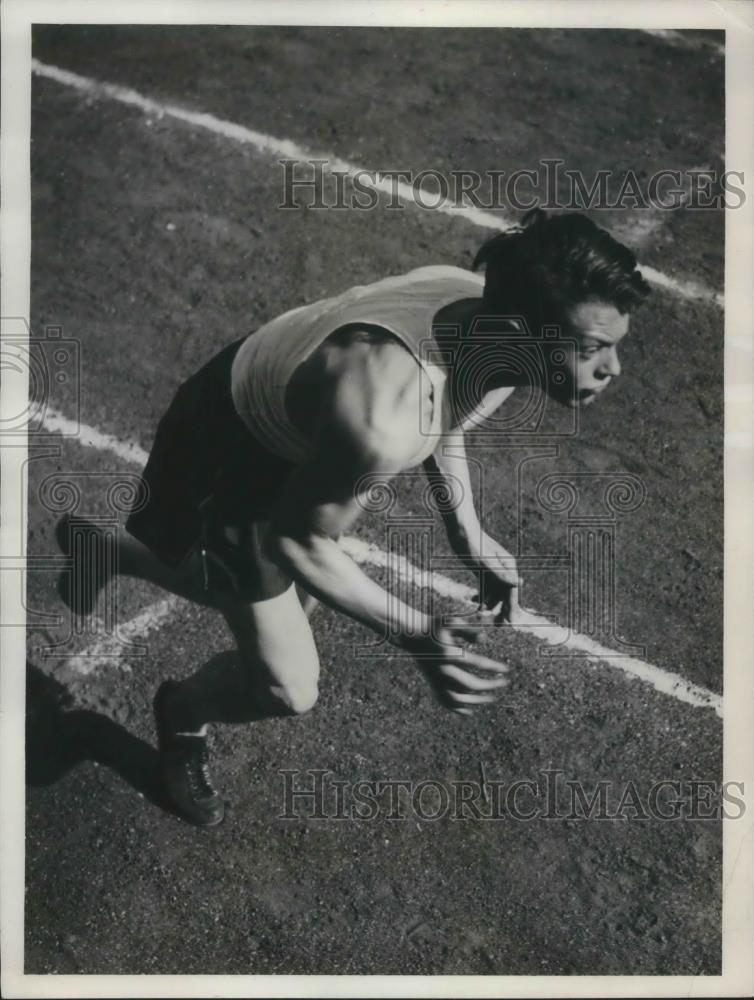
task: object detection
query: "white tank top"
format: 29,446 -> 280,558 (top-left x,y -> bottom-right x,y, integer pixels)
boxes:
231,265 -> 484,464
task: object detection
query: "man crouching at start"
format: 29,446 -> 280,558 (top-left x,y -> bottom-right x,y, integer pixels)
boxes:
56,208 -> 650,826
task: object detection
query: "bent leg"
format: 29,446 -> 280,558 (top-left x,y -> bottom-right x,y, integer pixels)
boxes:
58,512 -> 322,727
120,521 -> 321,622
224,584 -> 320,714
116,527 -> 213,606
165,583 -> 321,731
56,513 -> 216,613
59,511 -> 320,620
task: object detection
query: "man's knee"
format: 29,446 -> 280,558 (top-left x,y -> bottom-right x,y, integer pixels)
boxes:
241,655 -> 320,716
274,680 -> 319,715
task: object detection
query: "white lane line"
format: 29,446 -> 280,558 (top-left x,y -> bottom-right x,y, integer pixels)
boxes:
44,406 -> 149,466
32,58 -> 724,309
639,264 -> 723,310
62,596 -> 181,676
339,536 -> 723,718
31,58 -> 507,236
640,29 -> 725,58
41,412 -> 723,717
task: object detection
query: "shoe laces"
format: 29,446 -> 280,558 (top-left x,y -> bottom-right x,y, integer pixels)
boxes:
184,742 -> 216,799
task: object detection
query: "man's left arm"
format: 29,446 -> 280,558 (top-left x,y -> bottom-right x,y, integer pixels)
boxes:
423,430 -> 523,622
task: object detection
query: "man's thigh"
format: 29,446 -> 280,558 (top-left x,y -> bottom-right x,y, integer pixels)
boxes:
199,518 -> 289,602
219,582 -> 321,714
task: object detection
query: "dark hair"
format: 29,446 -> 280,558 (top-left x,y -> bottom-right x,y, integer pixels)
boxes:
472,209 -> 651,332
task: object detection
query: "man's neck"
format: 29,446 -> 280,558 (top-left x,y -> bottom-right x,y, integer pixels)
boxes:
433,297 -> 532,425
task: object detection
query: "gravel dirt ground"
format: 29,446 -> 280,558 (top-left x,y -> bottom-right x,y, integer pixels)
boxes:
24,25 -> 724,976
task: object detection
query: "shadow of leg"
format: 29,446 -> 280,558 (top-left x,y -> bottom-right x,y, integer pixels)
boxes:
26,662 -> 77,786
172,649 -> 300,727
61,710 -> 167,808
26,662 -> 181,820
26,646 -> 302,827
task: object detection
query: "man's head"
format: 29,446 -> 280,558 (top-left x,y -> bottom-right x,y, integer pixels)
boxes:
472,209 -> 650,407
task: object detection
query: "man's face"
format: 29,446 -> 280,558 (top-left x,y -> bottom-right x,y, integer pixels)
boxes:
551,299 -> 629,408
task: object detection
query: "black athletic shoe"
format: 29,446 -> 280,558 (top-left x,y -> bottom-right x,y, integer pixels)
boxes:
153,681 -> 225,828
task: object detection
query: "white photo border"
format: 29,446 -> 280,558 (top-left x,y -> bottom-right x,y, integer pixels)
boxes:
2,1 -> 752,997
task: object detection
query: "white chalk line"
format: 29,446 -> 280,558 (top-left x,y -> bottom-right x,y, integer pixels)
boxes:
31,58 -> 506,237
32,58 -> 723,309
41,410 -> 722,718
60,596 -> 182,677
42,406 -> 149,465
640,28 -> 725,58
338,537 -> 722,717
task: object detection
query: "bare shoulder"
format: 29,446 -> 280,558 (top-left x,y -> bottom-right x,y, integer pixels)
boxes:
324,324 -> 419,378
301,326 -> 430,465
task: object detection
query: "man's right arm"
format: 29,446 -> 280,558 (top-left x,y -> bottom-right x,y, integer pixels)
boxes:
264,359 -> 430,641
263,351 -> 510,710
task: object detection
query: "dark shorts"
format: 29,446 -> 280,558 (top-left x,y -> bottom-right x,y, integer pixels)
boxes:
125,336 -> 295,600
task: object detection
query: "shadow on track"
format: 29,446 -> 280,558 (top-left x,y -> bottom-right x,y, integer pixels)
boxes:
25,661 -> 184,820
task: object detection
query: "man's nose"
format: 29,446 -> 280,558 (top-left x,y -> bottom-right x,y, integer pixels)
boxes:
598,346 -> 621,378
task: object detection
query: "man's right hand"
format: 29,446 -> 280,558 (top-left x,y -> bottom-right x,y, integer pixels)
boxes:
401,620 -> 510,715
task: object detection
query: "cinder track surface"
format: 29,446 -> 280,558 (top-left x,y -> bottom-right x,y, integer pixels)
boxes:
25,26 -> 724,975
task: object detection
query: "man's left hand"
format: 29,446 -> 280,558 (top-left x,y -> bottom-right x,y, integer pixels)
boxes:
470,533 -> 525,624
